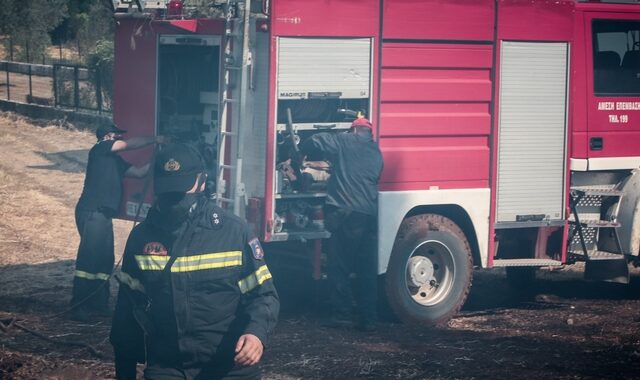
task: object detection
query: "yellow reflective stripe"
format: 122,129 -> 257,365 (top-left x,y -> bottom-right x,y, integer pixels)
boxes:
238,265 -> 272,294
134,251 -> 243,272
74,270 -> 110,281
171,259 -> 243,273
115,271 -> 146,293
135,255 -> 170,271
172,251 -> 242,273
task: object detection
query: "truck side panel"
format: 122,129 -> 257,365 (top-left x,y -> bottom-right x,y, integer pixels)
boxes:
497,0 -> 574,41
271,0 -> 379,37
382,0 -> 494,41
377,0 -> 495,271
378,42 -> 493,191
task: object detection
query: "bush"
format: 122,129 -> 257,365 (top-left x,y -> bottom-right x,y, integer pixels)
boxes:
86,39 -> 113,109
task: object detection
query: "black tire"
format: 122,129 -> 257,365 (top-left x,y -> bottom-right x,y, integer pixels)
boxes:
385,214 -> 473,326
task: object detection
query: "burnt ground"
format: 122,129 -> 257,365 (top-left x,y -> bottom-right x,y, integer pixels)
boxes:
2,112 -> 640,379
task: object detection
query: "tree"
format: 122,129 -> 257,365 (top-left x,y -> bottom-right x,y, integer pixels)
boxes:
68,0 -> 114,59
0,0 -> 67,62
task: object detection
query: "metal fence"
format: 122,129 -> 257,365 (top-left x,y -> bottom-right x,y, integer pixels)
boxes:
0,61 -> 111,114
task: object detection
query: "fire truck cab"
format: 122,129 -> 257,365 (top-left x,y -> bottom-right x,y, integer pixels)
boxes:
112,0 -> 640,325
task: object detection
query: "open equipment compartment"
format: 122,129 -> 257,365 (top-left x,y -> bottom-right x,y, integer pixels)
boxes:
269,37 -> 373,241
156,34 -> 221,192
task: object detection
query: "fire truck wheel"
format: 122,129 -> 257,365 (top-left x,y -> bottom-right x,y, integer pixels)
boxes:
385,214 -> 473,326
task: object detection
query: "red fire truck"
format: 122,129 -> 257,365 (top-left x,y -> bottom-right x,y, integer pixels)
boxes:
112,0 -> 640,325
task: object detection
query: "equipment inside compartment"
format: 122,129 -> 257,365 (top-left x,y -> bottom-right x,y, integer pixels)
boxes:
156,36 -> 221,194
273,101 -> 369,235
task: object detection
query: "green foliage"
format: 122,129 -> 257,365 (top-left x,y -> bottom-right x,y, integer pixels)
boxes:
86,39 -> 114,107
71,1 -> 114,59
0,0 -> 113,63
0,0 -> 68,62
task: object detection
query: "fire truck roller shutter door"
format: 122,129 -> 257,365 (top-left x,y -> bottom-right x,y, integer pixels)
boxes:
385,214 -> 473,326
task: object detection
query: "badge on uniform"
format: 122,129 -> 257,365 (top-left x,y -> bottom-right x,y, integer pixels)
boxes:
211,211 -> 223,229
248,238 -> 264,260
144,242 -> 168,256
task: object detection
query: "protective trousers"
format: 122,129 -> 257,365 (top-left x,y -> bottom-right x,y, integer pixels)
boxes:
325,206 -> 378,326
144,363 -> 260,380
144,338 -> 261,380
71,207 -> 114,310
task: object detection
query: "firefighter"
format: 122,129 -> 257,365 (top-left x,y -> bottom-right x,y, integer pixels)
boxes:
110,143 -> 279,380
71,123 -> 163,321
298,114 -> 384,331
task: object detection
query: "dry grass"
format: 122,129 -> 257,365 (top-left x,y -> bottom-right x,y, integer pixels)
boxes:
0,112 -> 133,308
0,35 -> 80,62
2,112 -> 640,380
45,45 -> 81,63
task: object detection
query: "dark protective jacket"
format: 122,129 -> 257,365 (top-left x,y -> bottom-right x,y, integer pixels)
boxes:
77,140 -> 131,215
110,195 -> 279,368
300,129 -> 383,216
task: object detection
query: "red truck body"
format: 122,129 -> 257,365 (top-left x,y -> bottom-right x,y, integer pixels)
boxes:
112,0 -> 640,324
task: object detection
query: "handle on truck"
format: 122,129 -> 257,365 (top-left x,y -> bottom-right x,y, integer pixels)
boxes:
337,108 -> 358,118
286,107 -> 300,154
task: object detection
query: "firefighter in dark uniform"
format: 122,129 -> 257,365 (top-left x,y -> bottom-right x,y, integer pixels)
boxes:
110,143 -> 279,380
71,123 -> 162,321
299,115 -> 383,331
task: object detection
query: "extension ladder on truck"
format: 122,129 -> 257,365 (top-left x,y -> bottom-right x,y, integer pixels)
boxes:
217,0 -> 252,216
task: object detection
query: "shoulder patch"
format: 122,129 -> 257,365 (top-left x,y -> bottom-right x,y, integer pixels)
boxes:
143,242 -> 168,256
248,238 -> 264,260
211,211 -> 223,229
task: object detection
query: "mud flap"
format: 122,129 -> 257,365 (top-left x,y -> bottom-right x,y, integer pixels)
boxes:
584,259 -> 630,284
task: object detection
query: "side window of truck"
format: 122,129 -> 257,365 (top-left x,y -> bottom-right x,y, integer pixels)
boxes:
592,19 -> 640,96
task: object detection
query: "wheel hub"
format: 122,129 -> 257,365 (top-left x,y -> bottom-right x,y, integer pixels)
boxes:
406,256 -> 434,288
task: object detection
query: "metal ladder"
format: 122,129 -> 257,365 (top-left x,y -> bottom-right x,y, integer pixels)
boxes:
217,0 -> 252,216
568,185 -> 629,282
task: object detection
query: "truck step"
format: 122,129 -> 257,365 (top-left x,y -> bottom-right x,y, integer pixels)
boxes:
568,219 -> 620,228
492,259 -> 563,267
570,250 -> 626,261
570,185 -> 624,197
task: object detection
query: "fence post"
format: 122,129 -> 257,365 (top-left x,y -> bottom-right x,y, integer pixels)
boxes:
53,65 -> 58,107
96,67 -> 103,114
73,65 -> 80,109
9,37 -> 13,61
28,64 -> 33,103
5,64 -> 10,101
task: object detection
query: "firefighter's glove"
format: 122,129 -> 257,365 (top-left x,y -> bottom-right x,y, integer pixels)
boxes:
277,159 -> 298,182
234,334 -> 264,366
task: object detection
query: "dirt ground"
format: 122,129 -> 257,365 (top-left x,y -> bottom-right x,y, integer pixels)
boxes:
2,112 -> 640,379
0,72 -> 54,104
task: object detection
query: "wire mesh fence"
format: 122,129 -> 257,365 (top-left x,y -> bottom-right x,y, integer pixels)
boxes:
0,61 -> 111,114
0,36 -> 87,67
